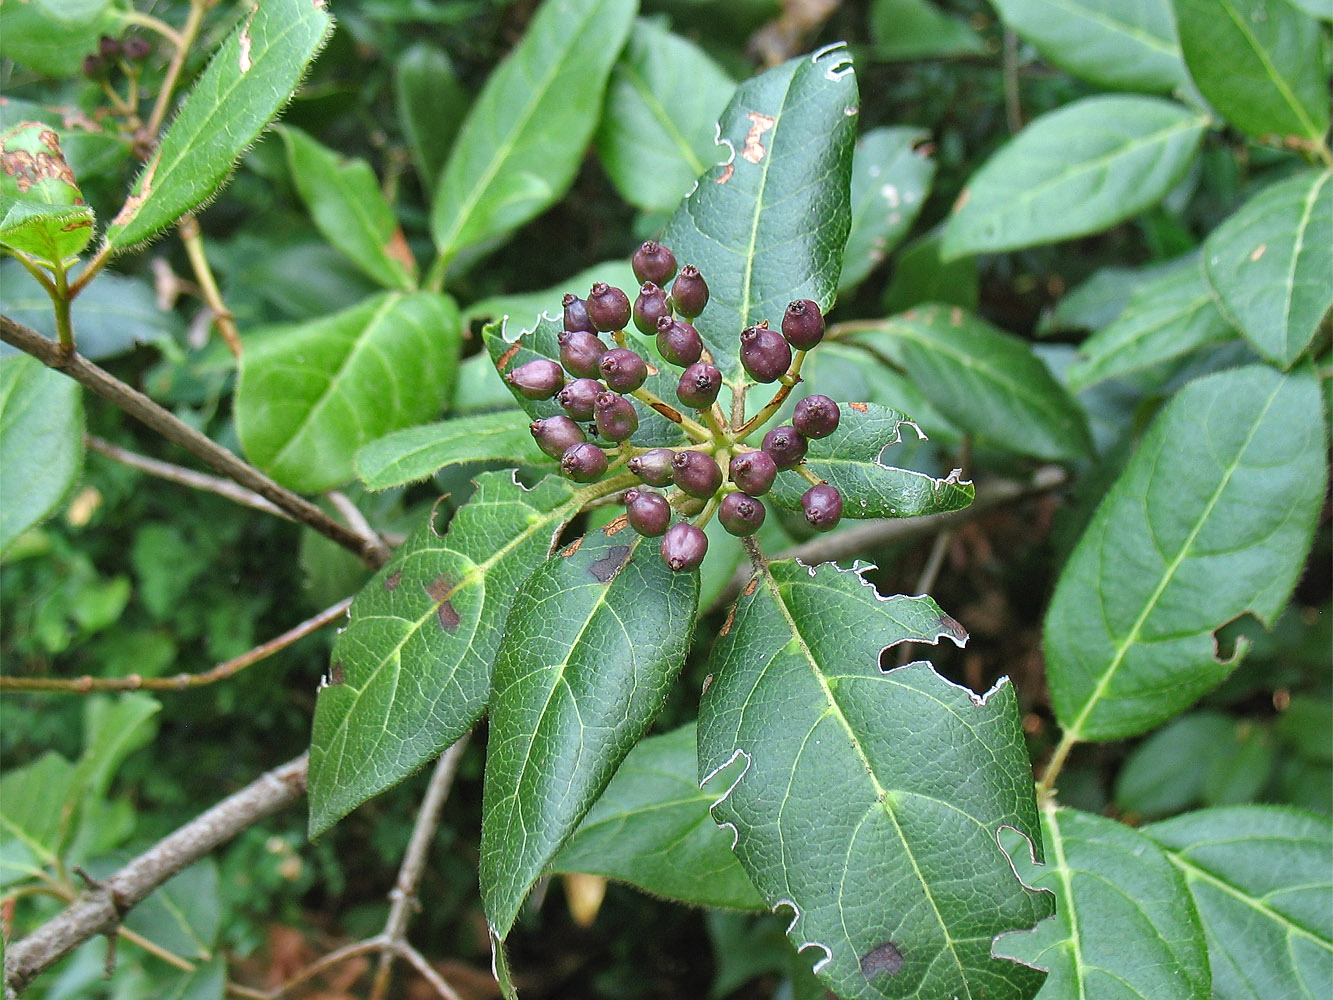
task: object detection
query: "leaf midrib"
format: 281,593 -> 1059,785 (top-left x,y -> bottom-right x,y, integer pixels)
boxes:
1215,0 -> 1324,141
1035,0 -> 1179,58
1278,172 -> 1328,353
617,58 -> 708,178
1047,807 -> 1092,1000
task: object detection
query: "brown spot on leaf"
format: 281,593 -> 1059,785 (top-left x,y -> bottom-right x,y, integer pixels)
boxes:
496,342 -> 522,370
741,112 -> 776,164
719,604 -> 737,636
237,8 -> 256,72
1249,243 -> 1267,262
604,514 -> 630,536
1,128 -> 81,200
384,570 -> 402,591
112,156 -> 158,226
954,187 -> 970,211
950,306 -> 963,326
716,163 -> 734,184
743,577 -> 759,597
423,574 -> 461,632
561,536 -> 584,558
385,226 -> 415,274
860,940 -> 903,978
938,613 -> 968,645
848,401 -> 868,413
330,662 -> 346,685
588,544 -> 632,583
701,673 -> 714,696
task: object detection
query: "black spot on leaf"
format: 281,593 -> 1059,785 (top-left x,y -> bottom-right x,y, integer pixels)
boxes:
588,544 -> 631,583
329,662 -> 345,685
423,574 -> 461,632
860,940 -> 904,978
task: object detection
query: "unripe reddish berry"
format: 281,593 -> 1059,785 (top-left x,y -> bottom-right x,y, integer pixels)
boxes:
629,448 -> 675,487
558,330 -> 608,379
656,316 -> 703,367
740,324 -> 792,384
633,281 -> 672,335
98,35 -> 122,58
728,450 -> 777,496
561,442 -> 608,482
594,391 -> 639,441
123,36 -> 152,60
801,484 -> 842,531
718,492 -> 767,537
781,299 -> 825,350
632,241 -> 678,286
587,282 -> 632,332
599,348 -> 648,393
556,377 -> 601,420
624,488 -> 671,537
672,450 -> 722,499
670,265 -> 709,319
563,293 -> 593,333
793,395 -> 840,439
530,416 -> 586,459
761,425 -> 807,469
676,362 -> 722,409
506,358 -> 564,399
661,522 -> 708,571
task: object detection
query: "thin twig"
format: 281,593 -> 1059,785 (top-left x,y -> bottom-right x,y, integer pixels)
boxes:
178,214 -> 242,357
0,598 -> 350,694
1003,28 -> 1023,134
893,528 -> 955,667
86,436 -> 290,519
0,316 -> 386,568
3,755 -> 309,995
327,492 -> 391,567
370,737 -> 470,1000
145,0 -> 209,139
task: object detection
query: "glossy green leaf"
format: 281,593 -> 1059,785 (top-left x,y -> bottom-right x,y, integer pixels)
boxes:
882,229 -> 978,314
277,126 -> 415,291
0,354 -> 84,555
123,859 -> 220,960
1202,170 -> 1332,369
661,46 -> 858,381
994,807 -> 1210,1000
236,291 -> 460,494
867,0 -> 986,60
0,122 -> 94,262
839,127 -> 934,293
1114,711 -> 1237,819
1172,0 -> 1329,144
595,18 -> 735,214
0,0 -> 119,77
942,97 -> 1206,259
154,957 -> 226,1000
1288,0 -> 1332,16
356,409 -> 545,491
0,199 -> 94,265
106,0 -> 332,249
481,527 -> 700,937
552,722 -> 764,911
988,0 -> 1188,93
484,313 -> 690,449
859,306 -> 1093,461
1145,806 -> 1333,1000
73,693 -> 162,802
429,0 -> 636,272
698,560 -> 1051,1000
394,43 -> 469,191
308,471 -> 582,836
1202,723 -> 1276,806
767,401 -> 974,518
0,753 -> 77,882
1044,364 -> 1326,743
1069,253 -> 1235,389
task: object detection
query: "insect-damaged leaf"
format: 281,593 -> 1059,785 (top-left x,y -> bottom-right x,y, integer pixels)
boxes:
308,472 -> 580,836
481,528 -> 699,938
698,560 -> 1051,1000
0,123 -> 93,263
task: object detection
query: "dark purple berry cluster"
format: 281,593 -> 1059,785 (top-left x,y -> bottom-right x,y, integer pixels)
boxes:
82,34 -> 153,81
507,241 -> 847,572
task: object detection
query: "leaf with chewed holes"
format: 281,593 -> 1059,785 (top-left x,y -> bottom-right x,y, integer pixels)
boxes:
308,471 -> 581,836
481,527 -> 699,938
698,560 -> 1052,1000
767,401 -> 975,518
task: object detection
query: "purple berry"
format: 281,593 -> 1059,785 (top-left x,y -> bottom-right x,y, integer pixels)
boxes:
728,451 -> 777,496
782,299 -> 825,350
629,448 -> 675,487
801,484 -> 842,531
624,488 -> 671,537
793,395 -> 840,439
740,324 -> 792,384
556,377 -> 601,420
718,493 -> 767,537
587,282 -> 632,332
561,442 -> 608,482
633,281 -> 672,335
672,450 -> 722,499
558,330 -> 608,379
676,362 -> 722,409
661,522 -> 708,572
530,416 -> 586,459
599,348 -> 648,393
506,358 -> 564,399
632,241 -> 678,286
670,265 -> 709,319
82,54 -> 107,80
98,35 -> 122,58
656,316 -> 703,367
761,425 -> 807,470
563,293 -> 593,332
123,36 -> 152,60
594,391 -> 639,441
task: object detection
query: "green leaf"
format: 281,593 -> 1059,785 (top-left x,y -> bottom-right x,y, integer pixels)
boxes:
73,693 -> 161,802
1276,694 -> 1333,764
277,126 -> 415,291
1288,0 -> 1333,17
839,127 -> 934,293
0,0 -> 119,76
867,0 -> 986,61
481,526 -> 700,937
463,259 -> 638,334
661,46 -> 858,381
356,409 -> 545,491
881,229 -> 978,314
394,43 -> 469,191
988,0 -> 1188,93
1202,723 -> 1276,806
105,0 -> 332,250
698,560 -> 1051,1000
236,291 -> 460,494
0,354 -> 84,556
429,0 -> 636,272
767,401 -> 975,518
484,313 -> 690,449
308,471 -> 581,836
1044,364 -> 1327,743
1145,806 -> 1333,1000
0,753 -> 78,880
0,199 -> 94,266
942,96 -> 1207,259
858,306 -> 1093,461
1069,253 -> 1236,389
1114,711 -> 1237,819
153,956 -> 226,1000
1202,170 -> 1332,369
1172,0 -> 1329,144
123,859 -> 220,960
0,122 -> 94,262
993,807 -> 1210,1000
552,722 -> 765,911
594,18 -> 736,214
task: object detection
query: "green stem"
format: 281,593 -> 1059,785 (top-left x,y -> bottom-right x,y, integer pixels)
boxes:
1037,730 -> 1078,801
734,350 -> 808,441
51,261 -> 74,354
630,386 -> 710,442
424,252 -> 449,294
